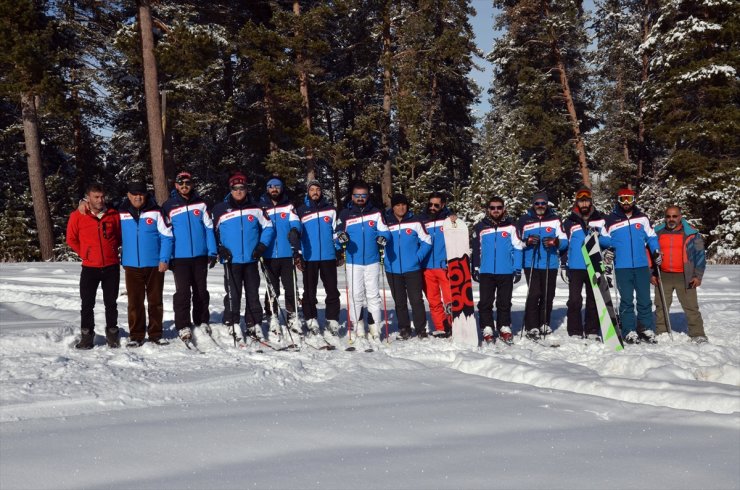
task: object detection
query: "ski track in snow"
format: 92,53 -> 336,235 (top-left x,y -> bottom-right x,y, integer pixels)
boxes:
1,263 -> 738,423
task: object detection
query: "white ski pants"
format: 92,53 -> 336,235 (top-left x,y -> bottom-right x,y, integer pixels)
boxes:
345,262 -> 382,333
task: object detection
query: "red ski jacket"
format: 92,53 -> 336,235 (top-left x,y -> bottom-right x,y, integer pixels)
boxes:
66,208 -> 122,267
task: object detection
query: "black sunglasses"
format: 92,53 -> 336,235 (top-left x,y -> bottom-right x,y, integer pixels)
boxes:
429,203 -> 442,209
489,205 -> 503,210
176,179 -> 192,186
665,214 -> 680,218
534,201 -> 548,206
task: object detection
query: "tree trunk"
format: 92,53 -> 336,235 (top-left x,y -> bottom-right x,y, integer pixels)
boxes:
637,0 -> 653,183
138,0 -> 167,205
380,1 -> 393,208
544,1 -> 590,187
293,1 -> 315,183
263,82 -> 279,154
21,92 -> 55,261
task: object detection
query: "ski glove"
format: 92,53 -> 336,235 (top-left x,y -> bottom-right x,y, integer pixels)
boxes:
544,237 -> 559,248
376,236 -> 387,248
653,251 -> 663,266
603,249 -> 615,265
218,245 -> 232,263
335,251 -> 346,268
472,267 -> 480,282
251,242 -> 267,260
208,255 -> 218,269
293,251 -> 305,272
336,231 -> 350,245
288,228 -> 301,250
513,270 -> 522,284
526,235 -> 540,247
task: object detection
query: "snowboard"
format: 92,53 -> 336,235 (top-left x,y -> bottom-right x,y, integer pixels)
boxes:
581,230 -> 624,352
442,217 -> 479,347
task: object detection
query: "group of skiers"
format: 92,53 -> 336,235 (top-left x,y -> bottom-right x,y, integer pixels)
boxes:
65,171 -> 707,350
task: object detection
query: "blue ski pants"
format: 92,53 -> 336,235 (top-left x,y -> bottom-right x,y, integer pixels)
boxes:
615,266 -> 654,335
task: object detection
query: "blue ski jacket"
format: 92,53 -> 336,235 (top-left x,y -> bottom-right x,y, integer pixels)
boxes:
383,210 -> 432,274
258,194 -> 300,259
562,208 -> 610,270
212,194 -> 275,265
516,207 -> 568,270
295,197 -> 340,262
471,216 -> 524,275
418,207 -> 452,270
336,204 -> 390,266
119,195 -> 173,268
604,205 -> 659,269
161,190 -> 217,259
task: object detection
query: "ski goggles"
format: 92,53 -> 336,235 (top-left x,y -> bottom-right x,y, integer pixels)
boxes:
231,185 -> 247,191
617,195 -> 635,204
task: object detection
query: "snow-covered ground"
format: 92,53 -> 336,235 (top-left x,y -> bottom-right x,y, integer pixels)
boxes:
1,263 -> 738,489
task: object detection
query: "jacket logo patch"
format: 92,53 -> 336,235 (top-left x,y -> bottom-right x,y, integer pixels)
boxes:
635,223 -> 642,229
193,209 -> 201,216
146,218 -> 154,225
440,226 -> 444,232
281,212 -> 287,219
502,231 -> 508,237
324,216 -> 330,223
546,227 -> 552,233
248,215 -> 255,222
369,220 -> 375,227
406,228 -> 412,235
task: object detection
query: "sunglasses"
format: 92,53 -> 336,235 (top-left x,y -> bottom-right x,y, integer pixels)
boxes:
489,205 -> 504,210
176,179 -> 192,186
267,184 -> 282,189
665,214 -> 680,218
534,201 -> 548,206
129,192 -> 146,197
618,196 -> 635,203
353,193 -> 368,198
231,185 -> 246,191
429,203 -> 442,209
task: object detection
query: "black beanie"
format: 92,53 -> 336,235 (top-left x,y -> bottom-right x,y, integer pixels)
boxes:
391,193 -> 409,207
532,191 -> 548,204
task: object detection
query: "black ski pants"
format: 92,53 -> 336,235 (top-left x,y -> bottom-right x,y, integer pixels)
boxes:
302,259 -> 340,322
524,268 -> 558,331
80,265 -> 120,335
477,273 -> 514,329
566,269 -> 599,337
262,257 -> 296,317
386,270 -> 427,333
223,262 -> 262,327
171,256 -> 210,330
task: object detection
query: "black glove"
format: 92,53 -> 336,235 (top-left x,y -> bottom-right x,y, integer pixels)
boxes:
544,237 -> 559,248
472,267 -> 480,282
527,235 -> 540,247
376,236 -> 387,248
208,255 -> 218,269
336,250 -> 346,267
603,249 -> 615,265
293,251 -> 305,272
653,251 -> 662,266
251,242 -> 267,260
218,245 -> 232,263
513,270 -> 522,284
337,231 -> 349,245
288,228 -> 301,249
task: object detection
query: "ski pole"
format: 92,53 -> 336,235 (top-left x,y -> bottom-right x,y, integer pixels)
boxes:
520,241 -> 539,339
542,245 -> 550,339
653,261 -> 674,341
342,244 -> 353,344
223,260 -> 240,347
379,248 -> 390,343
258,257 -> 294,347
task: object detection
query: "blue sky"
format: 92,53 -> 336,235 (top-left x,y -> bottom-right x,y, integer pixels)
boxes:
469,0 -> 499,120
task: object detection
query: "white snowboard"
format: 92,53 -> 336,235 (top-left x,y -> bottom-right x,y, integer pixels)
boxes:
442,217 -> 479,347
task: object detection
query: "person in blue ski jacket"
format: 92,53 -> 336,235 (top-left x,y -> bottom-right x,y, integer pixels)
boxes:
257,176 -> 302,336
161,170 -> 218,341
119,181 -> 173,346
561,187 -> 611,340
384,193 -> 432,340
290,180 -> 342,336
603,187 -> 661,344
418,192 -> 455,338
516,191 -> 568,339
212,171 -> 275,338
335,181 -> 390,340
471,195 -> 524,344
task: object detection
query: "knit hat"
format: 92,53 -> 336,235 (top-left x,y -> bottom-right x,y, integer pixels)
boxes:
229,172 -> 247,187
575,187 -> 592,201
266,177 -> 284,189
175,171 -> 192,182
617,187 -> 636,198
127,182 -> 147,194
532,191 -> 548,204
307,179 -> 322,190
391,193 -> 409,207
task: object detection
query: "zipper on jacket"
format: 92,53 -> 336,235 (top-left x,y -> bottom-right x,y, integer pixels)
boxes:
240,208 -> 245,261
97,218 -> 105,267
186,204 -> 194,257
493,223 -> 498,274
136,220 -> 141,267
